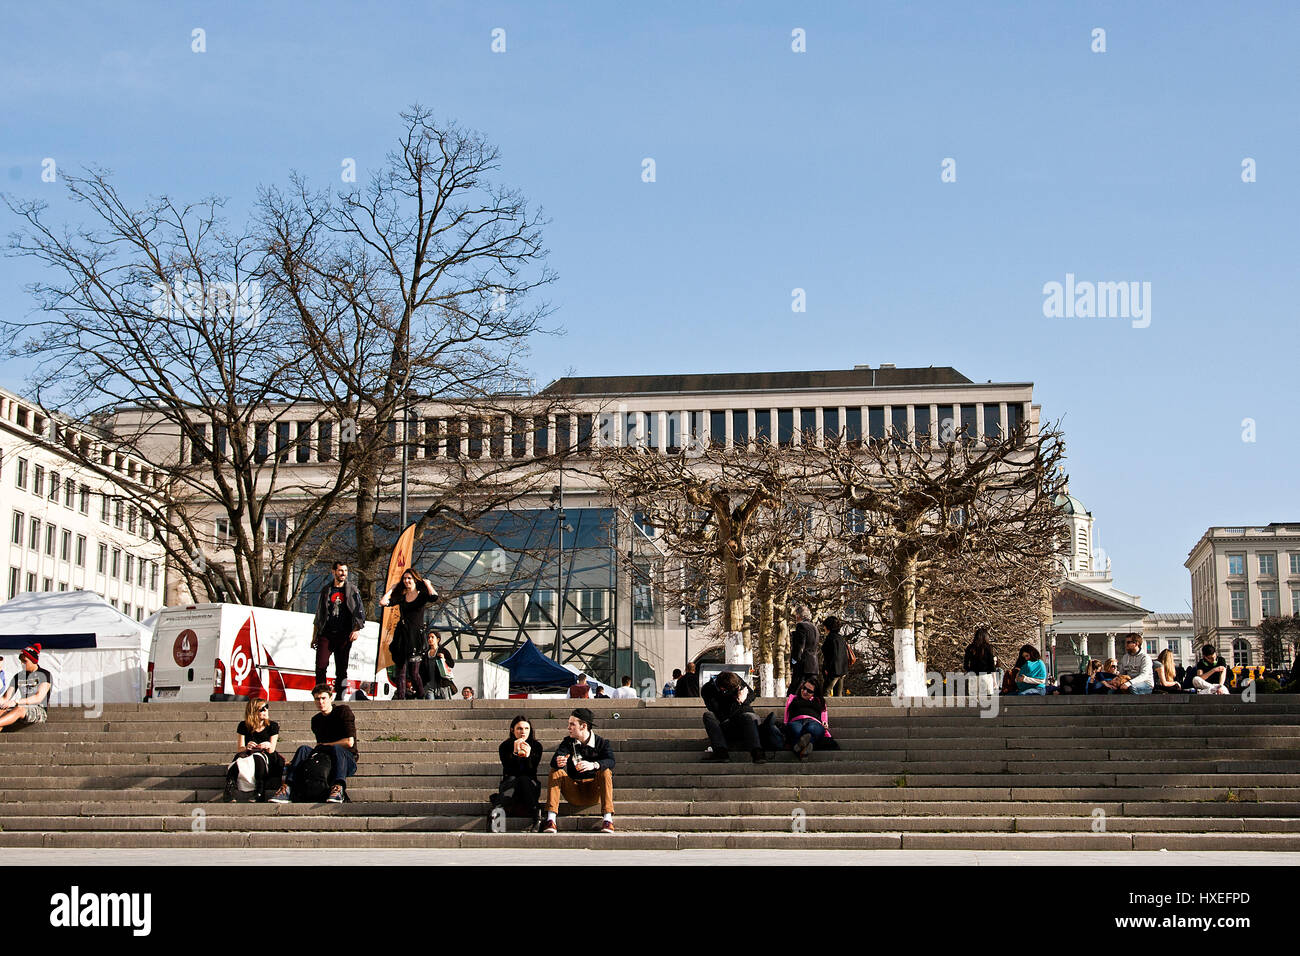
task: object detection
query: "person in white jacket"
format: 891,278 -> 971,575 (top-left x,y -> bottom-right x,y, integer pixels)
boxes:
1114,633 -> 1154,695
611,675 -> 639,699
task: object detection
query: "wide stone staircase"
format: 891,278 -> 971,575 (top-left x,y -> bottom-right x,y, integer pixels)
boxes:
1,696 -> 1298,850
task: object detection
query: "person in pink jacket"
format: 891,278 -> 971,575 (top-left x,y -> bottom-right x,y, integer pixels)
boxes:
784,677 -> 831,760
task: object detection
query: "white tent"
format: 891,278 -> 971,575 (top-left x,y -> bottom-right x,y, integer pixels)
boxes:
0,591 -> 153,707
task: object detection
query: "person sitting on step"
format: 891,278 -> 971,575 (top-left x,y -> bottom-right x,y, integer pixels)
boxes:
541,708 -> 616,833
1102,633 -> 1153,695
224,699 -> 284,801
493,715 -> 542,825
700,670 -> 766,764
0,644 -> 51,731
1088,658 -> 1119,694
1012,645 -> 1048,695
1190,645 -> 1231,695
1153,649 -> 1188,694
784,676 -> 832,759
271,684 -> 358,804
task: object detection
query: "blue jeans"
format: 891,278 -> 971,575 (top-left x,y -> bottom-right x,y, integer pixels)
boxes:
1015,685 -> 1047,695
787,718 -> 826,742
287,744 -> 357,786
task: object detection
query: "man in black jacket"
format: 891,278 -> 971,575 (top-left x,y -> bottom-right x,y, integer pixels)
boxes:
701,670 -> 766,763
311,561 -> 367,700
789,605 -> 820,693
541,708 -> 616,833
673,662 -> 700,698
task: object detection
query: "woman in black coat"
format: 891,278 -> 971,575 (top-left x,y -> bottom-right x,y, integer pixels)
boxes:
493,716 -> 543,823
820,616 -> 851,697
379,570 -> 438,700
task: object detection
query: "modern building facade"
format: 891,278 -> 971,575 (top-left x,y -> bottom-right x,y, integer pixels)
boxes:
0,387 -> 167,619
1186,523 -> 1300,667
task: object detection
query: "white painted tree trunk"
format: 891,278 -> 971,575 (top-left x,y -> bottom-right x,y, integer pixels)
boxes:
724,630 -> 751,665
759,661 -> 774,698
893,627 -> 926,698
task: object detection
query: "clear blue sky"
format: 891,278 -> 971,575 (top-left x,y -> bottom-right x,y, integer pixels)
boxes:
2,1 -> 1297,612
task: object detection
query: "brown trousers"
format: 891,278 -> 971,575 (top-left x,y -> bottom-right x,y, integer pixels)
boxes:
545,767 -> 614,814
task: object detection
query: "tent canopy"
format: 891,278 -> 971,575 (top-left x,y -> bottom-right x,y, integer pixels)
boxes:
0,591 -> 152,652
499,638 -> 580,688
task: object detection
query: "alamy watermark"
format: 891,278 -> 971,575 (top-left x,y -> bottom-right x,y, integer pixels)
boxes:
150,278 -> 264,330
891,670 -> 1000,719
1042,273 -> 1150,328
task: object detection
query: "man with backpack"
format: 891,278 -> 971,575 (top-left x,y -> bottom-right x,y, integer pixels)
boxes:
700,670 -> 768,764
271,684 -> 358,803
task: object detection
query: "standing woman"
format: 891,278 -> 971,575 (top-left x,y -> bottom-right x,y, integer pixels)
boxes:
493,716 -> 543,826
379,570 -> 439,700
224,699 -> 284,802
821,616 -> 851,698
962,627 -> 998,699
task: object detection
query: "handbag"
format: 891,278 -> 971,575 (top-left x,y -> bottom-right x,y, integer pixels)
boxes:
436,658 -> 452,680
234,754 -> 258,792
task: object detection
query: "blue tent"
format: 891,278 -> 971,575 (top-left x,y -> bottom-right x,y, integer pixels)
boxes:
500,638 -> 579,689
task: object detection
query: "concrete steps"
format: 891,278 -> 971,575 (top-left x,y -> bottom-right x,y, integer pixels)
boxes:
2,697 -> 1298,850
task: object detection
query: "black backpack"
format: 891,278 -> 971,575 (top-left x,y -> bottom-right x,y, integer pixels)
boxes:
294,747 -> 335,802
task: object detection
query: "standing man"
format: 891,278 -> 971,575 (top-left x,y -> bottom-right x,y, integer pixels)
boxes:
0,644 -> 51,730
312,561 -> 366,701
673,662 -> 700,698
789,605 -> 821,694
541,708 -> 616,833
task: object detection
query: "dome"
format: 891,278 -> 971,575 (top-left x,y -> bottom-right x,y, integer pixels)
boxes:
1054,493 -> 1089,516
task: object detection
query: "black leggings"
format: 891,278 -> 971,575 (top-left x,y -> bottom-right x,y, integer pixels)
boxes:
498,775 -> 541,815
395,659 -> 425,700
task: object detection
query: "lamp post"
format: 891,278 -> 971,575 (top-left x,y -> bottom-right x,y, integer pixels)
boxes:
548,472 -> 571,660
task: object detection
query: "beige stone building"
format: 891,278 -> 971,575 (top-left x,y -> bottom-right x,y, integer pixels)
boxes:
1186,523 -> 1300,667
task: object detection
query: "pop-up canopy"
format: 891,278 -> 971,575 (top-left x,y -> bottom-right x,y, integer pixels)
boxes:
500,637 -> 580,689
0,591 -> 153,706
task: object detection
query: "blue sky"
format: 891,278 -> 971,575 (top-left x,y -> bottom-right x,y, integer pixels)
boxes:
2,1 -> 1297,611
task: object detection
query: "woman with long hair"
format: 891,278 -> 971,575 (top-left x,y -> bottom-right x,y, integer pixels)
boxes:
224,698 -> 284,802
1012,644 -> 1048,695
493,715 -> 543,825
1153,649 -> 1184,693
379,570 -> 439,700
820,616 -> 851,697
962,626 -> 998,699
784,676 -> 832,760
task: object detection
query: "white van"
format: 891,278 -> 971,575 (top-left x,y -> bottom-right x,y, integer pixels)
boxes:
145,603 -> 392,702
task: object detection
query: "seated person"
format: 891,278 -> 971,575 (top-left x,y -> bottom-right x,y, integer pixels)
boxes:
784,677 -> 832,759
612,675 -> 638,699
1152,649 -> 1188,694
271,684 -> 358,804
1190,645 -> 1231,695
541,708 -> 615,833
225,699 -> 284,801
567,674 -> 591,699
493,716 -> 542,824
461,686 -> 475,700
1012,645 -> 1048,695
663,669 -> 681,698
1088,659 -> 1118,695
1107,633 -> 1153,695
700,670 -> 765,764
0,644 -> 51,730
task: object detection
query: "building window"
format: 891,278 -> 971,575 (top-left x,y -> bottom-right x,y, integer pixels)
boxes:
1259,553 -> 1276,576
127,506 -> 137,535
296,421 -> 311,463
1293,589 -> 1300,615
265,517 -> 288,545
97,543 -> 107,574
60,529 -> 71,561
122,603 -> 131,617
43,524 -> 53,556
213,424 -> 228,458
137,558 -> 145,588
254,423 -> 269,464
276,421 -> 291,463
15,458 -> 27,490
983,405 -> 1001,442
114,500 -> 123,529
633,565 -> 655,623
317,421 -> 333,462
798,409 -> 815,442
28,517 -> 39,551
75,535 -> 86,568
1145,639 -> 1158,657
959,405 -> 978,442
710,411 -> 726,449
135,607 -> 143,622
25,572 -> 35,592
110,548 -> 120,578
42,577 -> 51,592
215,518 -> 232,545
11,511 -> 22,546
150,562 -> 158,591
1006,403 -> 1024,438
914,405 -> 931,446
776,409 -> 794,447
1227,554 -> 1244,576
79,485 -> 89,514
867,407 -> 885,444
63,477 -> 74,508
48,470 -> 59,501
1232,639 -> 1251,667
125,554 -> 134,583
822,408 -> 840,445
33,464 -> 44,497
58,582 -> 67,592
7,567 -> 17,600
100,495 -> 109,523
753,410 -> 771,445
731,410 -> 749,447
1229,590 -> 1247,621
1261,589 -> 1279,617
527,591 -> 553,625
1166,639 -> 1180,661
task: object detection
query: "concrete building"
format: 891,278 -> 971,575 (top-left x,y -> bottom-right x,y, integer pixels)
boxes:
1186,523 -> 1300,667
0,387 -> 167,620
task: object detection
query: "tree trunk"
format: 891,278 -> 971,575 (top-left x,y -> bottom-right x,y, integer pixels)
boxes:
891,552 -> 925,697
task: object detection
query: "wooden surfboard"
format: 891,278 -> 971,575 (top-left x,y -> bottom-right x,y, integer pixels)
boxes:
377,523 -> 417,673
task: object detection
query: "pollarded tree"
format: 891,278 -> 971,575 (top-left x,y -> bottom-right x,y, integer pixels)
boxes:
817,422 -> 1068,695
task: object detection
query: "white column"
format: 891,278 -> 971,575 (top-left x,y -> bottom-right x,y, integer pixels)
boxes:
1106,632 -> 1116,660
975,402 -> 985,444
814,407 -> 824,446
791,406 -> 802,446
656,411 -> 667,454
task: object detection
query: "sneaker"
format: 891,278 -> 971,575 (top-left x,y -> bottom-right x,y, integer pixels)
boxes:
222,779 -> 237,802
327,784 -> 345,803
703,749 -> 730,762
597,820 -> 615,834
539,819 -> 557,834
269,784 -> 291,804
796,732 -> 813,759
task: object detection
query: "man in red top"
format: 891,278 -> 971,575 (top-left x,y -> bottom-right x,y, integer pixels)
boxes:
311,561 -> 366,701
568,673 -> 591,699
